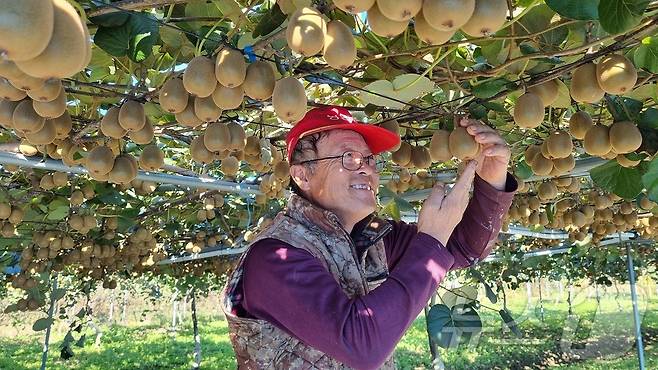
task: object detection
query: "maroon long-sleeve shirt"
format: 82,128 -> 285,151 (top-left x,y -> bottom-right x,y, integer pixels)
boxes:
235,174 -> 516,369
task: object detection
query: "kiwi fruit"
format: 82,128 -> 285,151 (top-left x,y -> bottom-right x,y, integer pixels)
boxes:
546,131 -> 572,159
215,48 -> 246,88
609,121 -> 642,154
449,126 -> 479,160
411,145 -> 432,168
118,100 -> 146,132
52,172 -> 67,187
0,78 -> 27,101
204,122 -> 231,152
0,60 -> 25,80
286,7 -> 327,56
537,181 -> 558,201
553,154 -> 575,173
596,54 -> 637,95
368,4 -> 409,37
640,196 -> 656,210
175,96 -> 203,128
243,61 -> 275,101
570,63 -> 604,103
139,144 -> 164,171
8,74 -> 46,92
159,78 -> 189,114
272,77 -> 307,123
0,0 -> 54,62
528,80 -> 559,106
100,107 -> 127,139
333,0 -> 375,14
414,11 -> 455,45
391,141 -> 412,166
227,122 -> 247,151
191,135 -> 214,163
524,144 -> 542,164
212,83 -> 244,110
85,146 -> 115,176
32,88 -> 66,118
183,56 -> 217,98
513,93 -> 544,128
221,156 -> 240,177
616,154 -> 640,168
24,119 -> 56,145
109,155 -> 138,185
0,99 -> 19,129
274,161 -> 291,179
323,20 -> 357,69
13,100 -> 45,134
422,0 -> 475,32
377,0 -> 422,22
429,129 -> 452,162
194,96 -> 223,122
460,0 -> 507,37
380,120 -> 401,151
583,124 -> 611,156
530,153 -> 553,176
568,111 -> 593,140
129,117 -> 155,145
27,79 -> 62,102
15,0 -> 89,78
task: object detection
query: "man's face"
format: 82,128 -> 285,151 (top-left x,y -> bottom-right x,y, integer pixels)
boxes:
294,130 -> 380,228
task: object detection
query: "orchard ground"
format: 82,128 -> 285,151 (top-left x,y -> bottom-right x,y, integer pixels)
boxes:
2,278 -> 657,370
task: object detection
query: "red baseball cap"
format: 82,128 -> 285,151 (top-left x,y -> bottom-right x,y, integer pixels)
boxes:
286,106 -> 400,162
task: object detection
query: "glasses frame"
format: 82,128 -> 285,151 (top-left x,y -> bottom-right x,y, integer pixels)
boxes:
294,151 -> 385,172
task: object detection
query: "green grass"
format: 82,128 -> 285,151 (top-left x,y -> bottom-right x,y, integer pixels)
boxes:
1,294 -> 656,369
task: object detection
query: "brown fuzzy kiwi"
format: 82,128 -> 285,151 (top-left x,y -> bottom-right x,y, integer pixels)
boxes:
524,144 -> 542,164
0,78 -> 27,101
616,154 -> 640,168
583,124 -> 611,156
215,48 -> 246,88
0,0 -> 54,62
159,78 -> 189,114
513,93 -> 544,128
570,63 -> 604,103
13,100 -> 45,134
568,111 -> 593,140
139,144 -> 164,171
414,10 -> 455,45
32,88 -> 67,118
108,155 -> 137,185
129,117 -> 154,145
212,84 -> 244,110
391,141 -> 412,166
85,146 -> 115,176
7,74 -> 45,92
553,154 -> 575,173
243,61 -> 275,101
528,80 -> 559,106
274,161 -> 290,179
27,79 -> 62,102
286,7 -> 327,56
50,111 -> 72,139
429,129 -> 452,162
118,100 -> 146,132
272,77 -> 307,122
221,156 -> 240,177
204,122 -> 231,152
24,119 -> 56,145
596,54 -> 637,95
546,130 -> 573,159
191,135 -> 215,163
448,126 -> 479,159
530,153 -> 553,176
380,120 -> 401,151
460,0 -> 507,37
100,107 -> 127,139
537,181 -> 558,201
609,121 -> 642,154
227,122 -> 247,151
0,99 -> 20,129
175,96 -> 203,128
377,0 -> 422,21
243,136 -> 261,156
15,0 -> 89,78
422,0 -> 475,32
183,56 -> 217,98
323,20 -> 357,69
367,4 -> 409,37
333,0 -> 375,14
0,60 -> 25,80
411,145 -> 432,169
194,96 -> 223,122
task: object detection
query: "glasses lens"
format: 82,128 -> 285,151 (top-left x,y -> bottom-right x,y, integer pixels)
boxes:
375,158 -> 385,172
342,151 -> 362,171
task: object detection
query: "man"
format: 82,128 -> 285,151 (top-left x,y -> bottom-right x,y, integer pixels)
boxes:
221,106 -> 517,369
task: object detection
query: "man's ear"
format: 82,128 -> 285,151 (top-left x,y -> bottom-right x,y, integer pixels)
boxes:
290,164 -> 311,191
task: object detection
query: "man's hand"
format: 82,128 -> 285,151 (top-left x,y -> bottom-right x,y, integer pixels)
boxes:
458,117 -> 511,191
417,160 -> 477,246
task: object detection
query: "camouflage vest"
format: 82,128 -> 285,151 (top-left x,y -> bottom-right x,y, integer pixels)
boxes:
221,194 -> 398,369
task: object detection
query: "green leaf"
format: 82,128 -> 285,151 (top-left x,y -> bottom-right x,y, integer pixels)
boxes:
499,309 -> 522,337
471,78 -> 511,99
89,12 -> 130,28
605,95 -> 643,122
634,37 -> 658,73
638,108 -> 658,129
94,13 -> 160,62
94,23 -> 132,57
515,160 -> 534,180
47,205 -> 70,221
428,304 -> 483,348
33,317 -> 54,332
52,288 -> 66,301
642,157 -> 658,202
546,0 -> 600,20
590,160 -> 645,199
254,4 -> 286,38
76,334 -> 86,348
598,0 -> 649,34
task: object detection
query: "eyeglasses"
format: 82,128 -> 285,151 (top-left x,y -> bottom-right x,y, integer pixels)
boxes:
295,151 -> 385,172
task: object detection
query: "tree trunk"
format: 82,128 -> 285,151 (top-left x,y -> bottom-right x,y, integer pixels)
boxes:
121,290 -> 128,324
109,292 -> 115,323
538,278 -> 545,322
40,275 -> 58,370
88,319 -> 103,347
191,289 -> 202,370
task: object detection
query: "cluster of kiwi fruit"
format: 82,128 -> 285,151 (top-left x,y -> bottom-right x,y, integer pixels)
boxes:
184,230 -> 229,254
386,168 -> 436,194
524,133 -> 575,177
244,136 -> 285,174
570,55 -> 638,104
0,0 -> 91,80
197,193 -> 225,222
38,171 -> 68,190
331,0 -> 507,42
0,202 -> 24,237
100,101 -> 155,145
190,122 -> 247,174
69,184 -> 96,206
84,144 -> 141,185
389,125 -> 479,169
258,167 -> 290,202
68,212 -> 98,235
5,268 -> 45,312
243,215 -> 275,243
